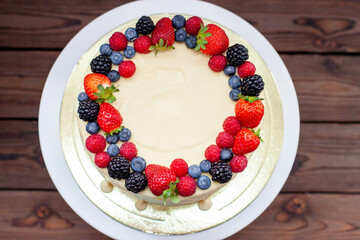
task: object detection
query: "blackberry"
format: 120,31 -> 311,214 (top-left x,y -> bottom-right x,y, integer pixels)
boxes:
108,156 -> 130,180
125,172 -> 148,194
136,16 -> 155,35
241,74 -> 264,96
77,99 -> 99,122
90,54 -> 112,75
209,161 -> 232,184
226,44 -> 249,66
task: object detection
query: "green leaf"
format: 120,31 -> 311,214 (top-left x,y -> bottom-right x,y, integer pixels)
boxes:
194,45 -> 201,51
159,39 -> 164,47
170,194 -> 180,203
203,32 -> 212,38
149,46 -> 155,50
97,84 -> 105,92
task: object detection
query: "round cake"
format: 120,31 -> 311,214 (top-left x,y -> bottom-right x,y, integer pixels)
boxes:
76,14 -> 265,208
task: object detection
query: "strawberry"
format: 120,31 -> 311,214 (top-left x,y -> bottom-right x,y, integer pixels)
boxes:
150,17 -> 175,55
145,164 -> 177,201
235,95 -> 264,128
232,128 -> 262,155
84,73 -> 119,103
195,24 -> 229,55
97,102 -> 123,134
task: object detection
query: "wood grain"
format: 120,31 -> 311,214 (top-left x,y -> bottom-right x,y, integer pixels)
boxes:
1,0 -> 360,52
0,121 -> 55,189
229,194 -> 360,240
0,191 -> 359,239
1,121 -> 359,193
0,191 -> 108,239
1,51 -> 360,121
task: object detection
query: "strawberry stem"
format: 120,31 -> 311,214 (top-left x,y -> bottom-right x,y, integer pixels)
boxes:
93,84 -> 119,103
195,24 -> 212,52
149,38 -> 175,56
159,179 -> 179,205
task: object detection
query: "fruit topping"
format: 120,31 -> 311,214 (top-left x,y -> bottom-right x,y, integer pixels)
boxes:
199,160 -> 212,172
134,35 -> 152,54
86,121 -> 100,134
124,27 -> 138,42
185,16 -> 204,36
107,70 -> 120,82
106,133 -> 119,144
90,54 -> 112,75
136,16 -> 155,35
223,65 -> 236,76
172,15 -> 186,29
99,43 -> 113,56
123,46 -> 136,59
125,172 -> 148,194
209,161 -> 232,183
235,95 -> 264,128
197,175 -> 211,190
177,176 -> 196,197
220,148 -> 233,162
223,116 -> 242,136
131,156 -> 147,172
118,127 -> 132,142
119,142 -> 137,160
108,156 -> 130,180
205,144 -> 221,163
78,99 -> 99,122
85,134 -> 106,154
226,44 -> 249,66
228,75 -> 242,89
94,151 -> 111,168
208,54 -> 227,72
188,165 -> 201,178
241,74 -> 264,97
145,164 -> 176,197
232,128 -> 262,155
170,158 -> 189,177
107,143 -> 120,157
77,92 -> 89,102
97,102 -> 123,134
229,89 -> 241,101
110,51 -> 124,65
175,28 -> 187,42
238,61 -> 256,78
150,17 -> 175,55
109,32 -> 127,51
84,73 -> 118,103
185,35 -> 197,49
196,24 -> 229,55
118,60 -> 136,78
216,131 -> 235,148
229,155 -> 248,173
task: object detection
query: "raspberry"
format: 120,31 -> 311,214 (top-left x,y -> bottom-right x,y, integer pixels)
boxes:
119,142 -> 137,160
223,116 -> 242,136
170,158 -> 189,177
208,55 -> 227,72
134,35 -> 152,54
216,131 -> 234,148
238,61 -> 256,78
204,144 -> 221,163
85,134 -> 106,154
94,151 -> 111,168
177,176 -> 196,197
229,155 -> 248,173
118,61 -> 136,78
185,16 -> 204,35
109,32 -> 128,51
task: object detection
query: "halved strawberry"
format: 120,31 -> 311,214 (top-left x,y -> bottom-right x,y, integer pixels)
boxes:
195,24 -> 229,55
150,17 -> 175,55
84,73 -> 119,103
97,102 -> 123,134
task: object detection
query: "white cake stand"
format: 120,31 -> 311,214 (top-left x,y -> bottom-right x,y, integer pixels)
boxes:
39,0 -> 300,239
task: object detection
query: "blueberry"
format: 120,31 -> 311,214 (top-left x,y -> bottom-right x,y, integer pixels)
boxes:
131,156 -> 146,172
200,160 -> 212,172
197,175 -> 211,190
220,148 -> 233,162
118,128 -> 132,142
125,27 -> 138,42
175,29 -> 187,42
123,46 -> 136,59
100,43 -> 113,56
106,134 -> 119,144
224,65 -> 236,76
110,52 -> 124,65
78,92 -> 89,102
107,144 -> 119,157
230,89 -> 241,101
107,70 -> 120,82
172,15 -> 186,29
188,165 -> 201,178
185,35 -> 197,49
228,75 -> 242,89
86,122 -> 100,134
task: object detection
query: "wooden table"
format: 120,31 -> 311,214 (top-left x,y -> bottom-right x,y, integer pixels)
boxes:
1,0 -> 359,239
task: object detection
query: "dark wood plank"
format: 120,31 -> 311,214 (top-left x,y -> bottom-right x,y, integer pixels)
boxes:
0,51 -> 58,119
1,121 -> 360,193
0,191 -> 108,239
0,121 -> 55,189
1,0 -> 360,52
0,191 -> 359,239
229,194 -> 360,240
1,51 -> 360,121
283,123 -> 360,193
